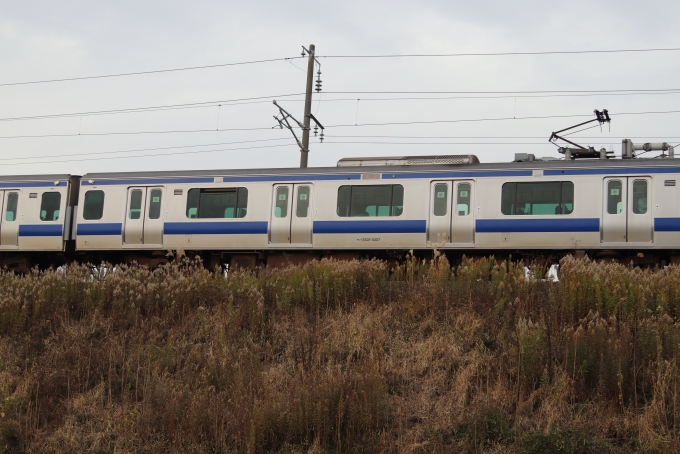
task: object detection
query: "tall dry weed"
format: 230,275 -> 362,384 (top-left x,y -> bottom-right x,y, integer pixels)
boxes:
0,256 -> 678,452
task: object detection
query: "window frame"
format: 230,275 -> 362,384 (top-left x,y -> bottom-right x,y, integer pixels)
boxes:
5,192 -> 18,222
82,190 -> 105,221
296,186 -> 310,218
501,181 -> 574,216
336,184 -> 404,218
185,187 -> 248,219
39,191 -> 62,222
128,189 -> 143,220
275,186 -> 289,218
433,183 -> 448,217
632,179 -> 648,214
148,189 -> 163,220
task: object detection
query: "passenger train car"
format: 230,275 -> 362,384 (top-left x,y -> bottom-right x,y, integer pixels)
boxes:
1,143 -> 679,270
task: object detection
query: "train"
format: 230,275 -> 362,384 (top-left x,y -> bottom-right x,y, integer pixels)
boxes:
0,138 -> 678,270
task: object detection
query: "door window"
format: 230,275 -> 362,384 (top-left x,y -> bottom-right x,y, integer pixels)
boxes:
456,184 -> 471,216
129,190 -> 143,219
607,181 -> 623,214
5,192 -> 18,222
632,180 -> 647,214
275,187 -> 289,218
433,184 -> 448,216
148,189 -> 162,220
296,187 -> 310,218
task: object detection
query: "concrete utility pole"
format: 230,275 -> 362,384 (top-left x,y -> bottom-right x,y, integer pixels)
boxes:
300,44 -> 316,168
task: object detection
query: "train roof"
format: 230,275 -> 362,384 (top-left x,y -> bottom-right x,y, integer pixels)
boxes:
0,174 -> 74,188
81,156 -> 680,181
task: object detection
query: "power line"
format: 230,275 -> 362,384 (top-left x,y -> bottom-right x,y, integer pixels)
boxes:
0,93 -> 304,122
3,143 -> 296,166
2,88 -> 677,124
325,141 -> 631,145
305,91 -> 680,102
10,134 -> 678,163
326,110 -> 680,128
4,109 -> 680,139
326,135 -> 680,139
321,47 -> 680,58
323,88 -> 680,94
0,57 -> 301,88
0,126 -> 275,139
0,138 -> 291,162
4,47 -> 677,88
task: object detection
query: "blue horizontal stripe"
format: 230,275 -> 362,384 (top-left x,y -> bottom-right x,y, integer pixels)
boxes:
476,218 -> 600,233
19,224 -> 63,237
221,174 -> 361,183
314,220 -> 426,234
82,177 -> 214,186
0,181 -> 63,188
77,223 -> 123,236
392,170 -> 533,179
544,167 -> 680,176
654,218 -> 680,232
165,221 -> 268,235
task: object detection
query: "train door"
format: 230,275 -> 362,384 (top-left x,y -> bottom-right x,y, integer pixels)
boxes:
602,177 -> 652,244
428,181 -> 451,244
270,184 -> 313,246
123,187 -> 164,247
427,180 -> 475,246
0,191 -> 19,248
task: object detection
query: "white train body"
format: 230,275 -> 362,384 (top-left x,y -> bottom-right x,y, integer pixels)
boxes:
1,153 -> 680,267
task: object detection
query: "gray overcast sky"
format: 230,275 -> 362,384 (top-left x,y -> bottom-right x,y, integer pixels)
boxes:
1,0 -> 679,176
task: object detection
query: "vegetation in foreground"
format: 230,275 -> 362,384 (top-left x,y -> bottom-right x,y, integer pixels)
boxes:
0,254 -> 678,453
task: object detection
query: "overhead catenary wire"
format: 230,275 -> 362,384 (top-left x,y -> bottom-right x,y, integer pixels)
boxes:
2,47 -> 678,88
11,138 -> 677,167
0,93 -> 305,122
320,47 -> 680,58
8,134 -> 679,164
4,109 -> 680,139
324,135 -> 680,139
324,141 -> 631,145
2,143 -> 296,166
325,109 -> 680,129
0,126 -> 275,139
0,57 -> 300,88
0,137 -> 292,162
3,88 -> 679,123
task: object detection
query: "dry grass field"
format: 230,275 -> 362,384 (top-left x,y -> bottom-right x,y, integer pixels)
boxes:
0,254 -> 678,453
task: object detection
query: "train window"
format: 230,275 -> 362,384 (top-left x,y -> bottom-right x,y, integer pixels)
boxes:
129,190 -> 143,220
5,192 -> 18,222
561,182 -> 574,214
632,180 -> 647,214
501,182 -> 573,215
433,183 -> 448,216
456,183 -> 471,216
336,184 -> 404,217
83,190 -> 105,220
40,192 -> 61,221
186,188 -> 248,219
501,183 -> 515,215
148,189 -> 162,220
275,187 -> 289,218
296,186 -> 310,218
607,181 -> 623,214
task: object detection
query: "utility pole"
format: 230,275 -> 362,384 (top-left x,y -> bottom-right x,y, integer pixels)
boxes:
272,44 -> 324,168
300,44 -> 316,168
